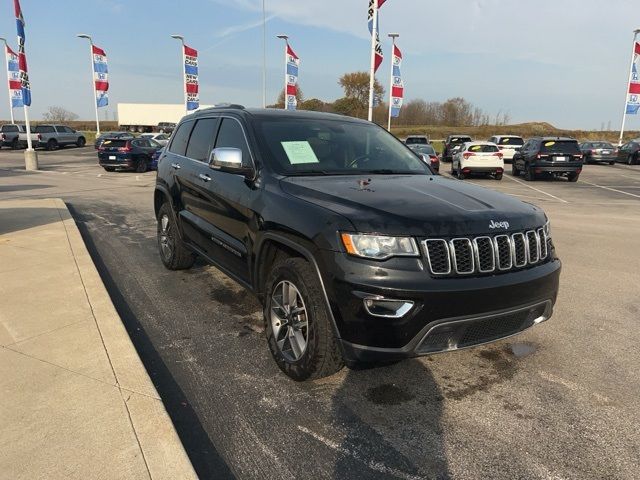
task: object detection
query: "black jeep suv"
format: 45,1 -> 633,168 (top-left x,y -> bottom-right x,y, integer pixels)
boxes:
512,137 -> 583,182
155,106 -> 561,381
441,135 -> 472,163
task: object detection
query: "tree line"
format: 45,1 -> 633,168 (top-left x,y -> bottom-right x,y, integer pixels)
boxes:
270,71 -> 510,127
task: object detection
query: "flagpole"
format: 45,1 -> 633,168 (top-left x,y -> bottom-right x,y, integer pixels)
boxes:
387,33 -> 398,132
77,34 -> 100,137
367,4 -> 378,122
171,35 -> 187,117
276,35 -> 289,110
0,38 -> 15,124
262,0 -> 266,108
618,28 -> 640,146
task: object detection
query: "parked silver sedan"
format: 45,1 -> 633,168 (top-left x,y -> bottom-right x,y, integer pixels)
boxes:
579,141 -> 617,165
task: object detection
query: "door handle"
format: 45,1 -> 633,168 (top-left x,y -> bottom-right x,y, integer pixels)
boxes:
198,173 -> 211,182
171,163 -> 181,170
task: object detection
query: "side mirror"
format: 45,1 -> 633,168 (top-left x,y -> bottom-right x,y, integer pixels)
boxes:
208,147 -> 253,177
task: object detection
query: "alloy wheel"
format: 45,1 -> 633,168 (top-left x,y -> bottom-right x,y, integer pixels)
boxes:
270,280 -> 309,362
158,214 -> 174,261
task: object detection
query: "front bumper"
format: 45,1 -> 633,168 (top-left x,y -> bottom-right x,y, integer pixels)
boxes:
319,250 -> 561,362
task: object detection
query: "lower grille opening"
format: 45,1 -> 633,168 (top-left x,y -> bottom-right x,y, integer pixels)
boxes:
416,303 -> 548,354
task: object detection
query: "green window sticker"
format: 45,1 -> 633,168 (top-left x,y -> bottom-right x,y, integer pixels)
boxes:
281,141 -> 320,164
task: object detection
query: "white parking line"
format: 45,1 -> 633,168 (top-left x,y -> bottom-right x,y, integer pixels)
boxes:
578,179 -> 640,199
502,175 -> 569,203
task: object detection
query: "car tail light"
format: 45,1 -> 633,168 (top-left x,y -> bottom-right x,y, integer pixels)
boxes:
1,134 -> 4,141
429,155 -> 438,163
496,167 -> 504,173
462,152 -> 475,159
37,134 -> 42,141
462,167 -> 471,173
117,141 -> 131,152
493,152 -> 503,159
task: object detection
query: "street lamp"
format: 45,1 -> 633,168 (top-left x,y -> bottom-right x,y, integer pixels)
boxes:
276,35 -> 289,110
76,33 -> 101,136
170,35 -> 187,116
387,33 -> 400,132
0,37 -> 15,124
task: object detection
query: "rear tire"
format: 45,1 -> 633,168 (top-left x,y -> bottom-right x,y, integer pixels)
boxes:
523,164 -> 534,181
157,203 -> 195,270
103,167 -> 115,172
628,155 -> 635,165
76,137 -> 86,147
567,172 -> 580,182
136,157 -> 148,173
46,139 -> 57,151
495,173 -> 503,180
264,257 -> 344,381
457,167 -> 465,180
609,161 -> 615,165
11,138 -> 19,150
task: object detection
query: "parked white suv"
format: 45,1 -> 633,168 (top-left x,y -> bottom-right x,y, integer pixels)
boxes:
452,141 -> 504,180
488,135 -> 524,163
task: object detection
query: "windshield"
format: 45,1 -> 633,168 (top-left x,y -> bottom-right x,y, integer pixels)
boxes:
540,140 -> 580,155
591,142 -> 613,149
254,117 -> 432,175
468,144 -> 499,153
497,137 -> 524,146
410,145 -> 436,155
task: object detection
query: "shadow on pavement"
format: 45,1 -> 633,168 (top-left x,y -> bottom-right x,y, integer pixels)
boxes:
329,359 -> 450,479
0,184 -> 53,194
70,208 -> 236,480
0,206 -> 60,235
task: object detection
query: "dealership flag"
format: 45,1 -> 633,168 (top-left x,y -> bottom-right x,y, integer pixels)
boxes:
285,44 -> 299,111
367,0 -> 384,72
626,42 -> 640,114
184,45 -> 199,111
390,44 -> 403,118
92,45 -> 109,108
14,0 -> 31,106
6,45 -> 23,108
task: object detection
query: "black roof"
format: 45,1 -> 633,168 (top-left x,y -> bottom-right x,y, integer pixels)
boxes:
190,105 -> 368,124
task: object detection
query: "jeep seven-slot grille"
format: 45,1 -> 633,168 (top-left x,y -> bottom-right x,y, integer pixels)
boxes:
422,228 -> 550,277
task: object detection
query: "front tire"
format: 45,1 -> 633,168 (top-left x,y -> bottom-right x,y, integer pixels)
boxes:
157,203 -> 195,270
511,163 -> 520,176
265,257 -> 343,381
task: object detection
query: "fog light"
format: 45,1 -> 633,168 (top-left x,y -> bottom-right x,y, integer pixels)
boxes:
363,297 -> 414,318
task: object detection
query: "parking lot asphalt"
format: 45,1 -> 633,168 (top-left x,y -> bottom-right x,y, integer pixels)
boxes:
1,147 -> 640,479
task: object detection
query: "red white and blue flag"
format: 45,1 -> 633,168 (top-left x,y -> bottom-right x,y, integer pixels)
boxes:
626,42 -> 640,115
390,45 -> 403,117
367,0 -> 386,72
184,45 -> 199,111
92,45 -> 109,108
14,0 -> 31,106
6,45 -> 23,108
285,44 -> 299,111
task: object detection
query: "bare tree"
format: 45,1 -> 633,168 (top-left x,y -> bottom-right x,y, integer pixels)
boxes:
42,106 -> 78,122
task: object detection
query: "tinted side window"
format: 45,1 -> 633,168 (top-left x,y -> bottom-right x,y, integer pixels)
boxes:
214,118 -> 251,166
185,118 -> 218,162
168,121 -> 194,156
35,126 -> 55,133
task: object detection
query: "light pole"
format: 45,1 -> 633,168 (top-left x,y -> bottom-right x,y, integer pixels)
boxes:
0,37 -> 15,124
276,34 -> 288,110
387,33 -> 399,132
618,28 -> 640,146
170,34 -> 188,116
262,0 -> 267,108
76,34 -> 100,136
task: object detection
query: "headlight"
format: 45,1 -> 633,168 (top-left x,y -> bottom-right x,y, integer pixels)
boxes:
340,233 -> 419,260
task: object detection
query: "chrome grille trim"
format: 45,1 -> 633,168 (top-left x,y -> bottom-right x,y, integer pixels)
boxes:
423,239 -> 451,275
494,235 -> 513,270
449,238 -> 474,275
422,227 -> 550,276
512,233 -> 527,268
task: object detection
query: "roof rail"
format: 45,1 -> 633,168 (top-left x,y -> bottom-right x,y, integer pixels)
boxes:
211,103 -> 245,110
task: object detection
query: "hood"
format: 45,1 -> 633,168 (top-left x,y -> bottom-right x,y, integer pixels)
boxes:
280,174 -> 545,237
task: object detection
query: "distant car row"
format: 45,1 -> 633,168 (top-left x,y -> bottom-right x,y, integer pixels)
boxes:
0,123 -> 86,150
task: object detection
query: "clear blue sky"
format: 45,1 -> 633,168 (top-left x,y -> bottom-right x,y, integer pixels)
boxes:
1,0 -> 639,130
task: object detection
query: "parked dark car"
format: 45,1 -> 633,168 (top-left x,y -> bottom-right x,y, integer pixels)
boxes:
98,137 -> 162,172
157,122 -> 176,134
442,135 -> 472,163
408,144 -> 440,172
94,131 -> 134,150
579,141 -> 617,165
154,106 -> 561,381
615,140 -> 640,165
512,137 -> 583,182
404,135 -> 430,145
